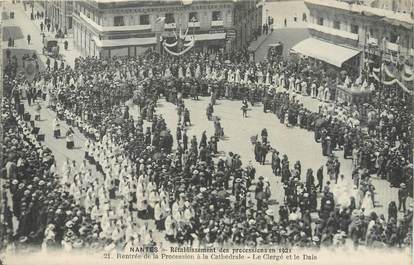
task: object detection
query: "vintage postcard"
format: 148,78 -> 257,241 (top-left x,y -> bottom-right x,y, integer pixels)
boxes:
1,0 -> 413,264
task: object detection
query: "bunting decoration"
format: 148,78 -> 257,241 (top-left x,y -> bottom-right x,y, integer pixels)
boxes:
163,39 -> 195,56
163,26 -> 195,56
371,70 -> 414,95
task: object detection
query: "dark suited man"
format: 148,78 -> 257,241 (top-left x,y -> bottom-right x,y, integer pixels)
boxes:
316,166 -> 324,192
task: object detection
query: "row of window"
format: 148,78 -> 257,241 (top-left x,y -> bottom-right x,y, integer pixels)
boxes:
314,16 -> 413,47
316,17 -> 359,34
113,11 -> 223,27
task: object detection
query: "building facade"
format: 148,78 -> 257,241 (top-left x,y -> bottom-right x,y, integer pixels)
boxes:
72,0 -> 262,58
233,0 -> 263,50
304,0 -> 414,68
40,0 -> 73,34
370,0 -> 414,14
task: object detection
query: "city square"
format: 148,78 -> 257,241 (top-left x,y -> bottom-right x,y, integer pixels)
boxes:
1,0 -> 413,263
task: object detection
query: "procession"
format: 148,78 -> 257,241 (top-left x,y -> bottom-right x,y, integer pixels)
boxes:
1,0 -> 413,260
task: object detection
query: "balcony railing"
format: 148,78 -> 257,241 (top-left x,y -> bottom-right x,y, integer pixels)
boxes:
105,24 -> 152,31
308,23 -> 358,41
164,23 -> 176,29
367,37 -> 378,46
79,12 -> 152,32
386,41 -> 399,52
188,21 -> 200,27
211,20 -> 224,27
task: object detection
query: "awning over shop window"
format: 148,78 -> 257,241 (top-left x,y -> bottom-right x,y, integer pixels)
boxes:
92,36 -> 156,48
290,38 -> 361,67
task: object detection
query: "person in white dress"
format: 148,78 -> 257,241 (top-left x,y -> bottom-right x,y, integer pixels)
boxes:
317,85 -> 324,101
164,209 -> 175,242
361,191 -> 374,216
311,82 -> 317,98
323,86 -> 331,102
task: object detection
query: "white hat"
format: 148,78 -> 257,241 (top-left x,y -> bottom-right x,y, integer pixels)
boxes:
265,209 -> 274,216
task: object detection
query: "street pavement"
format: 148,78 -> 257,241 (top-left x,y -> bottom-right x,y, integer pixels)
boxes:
2,1 -> 80,68
264,0 -> 310,29
255,1 -> 310,61
140,97 -> 412,218
254,28 -> 310,61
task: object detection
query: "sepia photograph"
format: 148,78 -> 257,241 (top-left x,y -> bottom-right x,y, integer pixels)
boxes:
1,0 -> 413,264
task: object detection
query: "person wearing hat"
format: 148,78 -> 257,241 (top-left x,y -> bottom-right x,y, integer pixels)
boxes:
271,150 -> 281,176
315,165 -> 324,193
164,208 -> 175,242
52,116 -> 61,138
398,183 -> 408,212
34,101 -> 42,121
65,127 -> 75,149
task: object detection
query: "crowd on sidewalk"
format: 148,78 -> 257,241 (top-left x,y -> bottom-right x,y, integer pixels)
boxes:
1,46 -> 412,254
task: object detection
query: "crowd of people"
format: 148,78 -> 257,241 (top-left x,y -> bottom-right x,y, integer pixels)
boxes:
1,46 -> 412,254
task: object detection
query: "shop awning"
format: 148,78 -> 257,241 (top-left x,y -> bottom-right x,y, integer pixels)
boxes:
92,36 -> 156,48
290,38 -> 361,67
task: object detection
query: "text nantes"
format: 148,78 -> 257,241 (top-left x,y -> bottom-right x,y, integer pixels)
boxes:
129,246 -> 158,253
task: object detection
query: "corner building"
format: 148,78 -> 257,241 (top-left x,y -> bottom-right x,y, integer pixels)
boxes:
72,0 -> 262,58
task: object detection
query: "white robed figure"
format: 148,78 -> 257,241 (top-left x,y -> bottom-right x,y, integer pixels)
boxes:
301,80 -> 308,96
243,71 -> 249,84
164,210 -> 175,240
211,69 -> 217,80
178,66 -> 184,79
139,67 -> 145,78
219,69 -> 226,81
344,75 -> 351,86
369,83 -> 376,92
360,80 -> 368,92
288,76 -> 295,93
311,82 -> 317,98
279,73 -> 285,89
257,71 -> 263,84
115,69 -> 122,81
69,76 -> 76,87
361,191 -> 374,216
195,64 -> 201,78
205,65 -> 211,79
126,69 -> 132,80
227,69 -> 234,83
355,75 -> 362,86
185,65 -> 192,78
78,74 -> 84,87
148,68 -> 154,78
323,86 -> 331,102
273,72 -> 279,86
334,176 -> 352,207
350,83 -> 359,93
265,72 -> 270,85
164,67 -> 171,78
235,69 -> 241,83
317,85 -> 324,100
